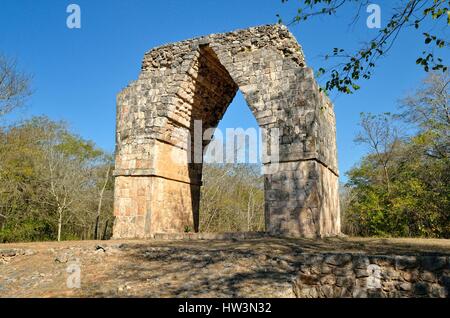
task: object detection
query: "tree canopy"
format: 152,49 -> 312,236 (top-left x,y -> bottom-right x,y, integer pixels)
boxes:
278,0 -> 449,94
342,72 -> 449,237
0,117 -> 114,242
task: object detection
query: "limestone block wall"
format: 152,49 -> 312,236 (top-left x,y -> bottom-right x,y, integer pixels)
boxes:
293,253 -> 450,298
114,176 -> 200,238
113,24 -> 341,239
265,161 -> 340,238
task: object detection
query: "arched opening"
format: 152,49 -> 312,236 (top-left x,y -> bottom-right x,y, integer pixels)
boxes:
183,45 -> 270,234
199,91 -> 265,233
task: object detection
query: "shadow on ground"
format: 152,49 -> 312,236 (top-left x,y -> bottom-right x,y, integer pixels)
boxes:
82,237 -> 450,297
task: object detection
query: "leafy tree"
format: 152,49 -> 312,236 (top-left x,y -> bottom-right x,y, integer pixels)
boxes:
0,120 -> 54,241
0,117 -> 114,242
278,0 -> 449,94
0,53 -> 115,243
343,73 -> 449,238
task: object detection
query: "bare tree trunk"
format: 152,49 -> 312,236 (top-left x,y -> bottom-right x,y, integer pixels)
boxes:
0,213 -> 6,231
102,219 -> 109,240
247,192 -> 252,231
205,208 -> 219,232
94,166 -> 110,240
383,164 -> 390,194
57,208 -> 63,242
93,217 -> 99,240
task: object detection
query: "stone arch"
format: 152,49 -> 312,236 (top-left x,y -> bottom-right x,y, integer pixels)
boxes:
113,24 -> 340,239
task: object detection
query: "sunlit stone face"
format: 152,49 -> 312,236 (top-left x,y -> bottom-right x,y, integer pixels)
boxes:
113,24 -> 340,239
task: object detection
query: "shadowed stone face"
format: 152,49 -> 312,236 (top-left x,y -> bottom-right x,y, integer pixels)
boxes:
112,24 -> 341,239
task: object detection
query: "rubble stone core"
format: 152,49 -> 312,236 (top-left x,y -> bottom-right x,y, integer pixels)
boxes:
113,24 -> 341,239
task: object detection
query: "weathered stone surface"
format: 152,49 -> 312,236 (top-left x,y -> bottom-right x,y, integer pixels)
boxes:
421,256 -> 447,271
113,24 -> 340,238
325,253 -> 352,266
399,282 -> 412,291
293,252 -> 449,298
395,255 -> 417,270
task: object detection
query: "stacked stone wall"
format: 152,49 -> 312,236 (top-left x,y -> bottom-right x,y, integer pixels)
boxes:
294,253 -> 449,298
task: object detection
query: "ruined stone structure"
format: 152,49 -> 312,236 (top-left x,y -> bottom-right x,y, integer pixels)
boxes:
293,253 -> 449,298
113,24 -> 340,239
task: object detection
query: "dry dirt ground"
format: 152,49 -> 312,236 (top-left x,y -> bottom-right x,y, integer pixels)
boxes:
1,237 -> 449,298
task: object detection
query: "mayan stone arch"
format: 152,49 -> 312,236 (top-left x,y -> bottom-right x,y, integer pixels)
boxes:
113,24 -> 341,239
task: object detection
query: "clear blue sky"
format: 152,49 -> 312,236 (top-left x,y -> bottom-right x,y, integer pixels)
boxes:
1,0 -> 448,181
